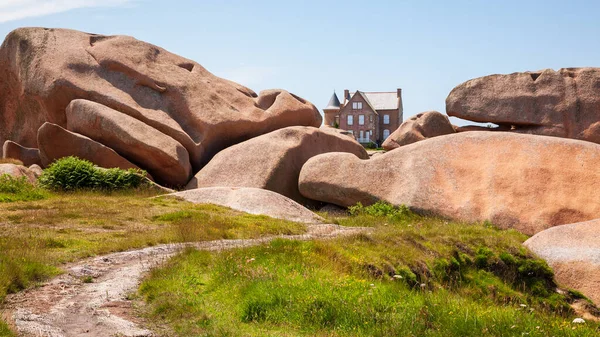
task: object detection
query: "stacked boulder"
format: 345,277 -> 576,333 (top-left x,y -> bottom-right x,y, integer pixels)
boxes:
0,27 -> 366,221
446,68 -> 600,143
0,27 -> 322,187
186,126 -> 368,206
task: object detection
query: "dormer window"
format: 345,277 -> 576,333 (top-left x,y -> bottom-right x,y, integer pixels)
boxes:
352,102 -> 363,110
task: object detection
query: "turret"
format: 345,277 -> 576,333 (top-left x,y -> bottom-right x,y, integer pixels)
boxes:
323,91 -> 341,127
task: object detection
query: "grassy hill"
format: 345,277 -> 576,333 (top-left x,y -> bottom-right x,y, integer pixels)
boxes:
138,204 -> 600,336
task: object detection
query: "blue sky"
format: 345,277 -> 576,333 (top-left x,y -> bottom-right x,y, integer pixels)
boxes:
1,0 -> 599,126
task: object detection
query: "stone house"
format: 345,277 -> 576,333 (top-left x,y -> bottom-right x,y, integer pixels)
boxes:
323,89 -> 403,144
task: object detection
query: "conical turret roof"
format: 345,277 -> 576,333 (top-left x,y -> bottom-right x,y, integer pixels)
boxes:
324,91 -> 341,110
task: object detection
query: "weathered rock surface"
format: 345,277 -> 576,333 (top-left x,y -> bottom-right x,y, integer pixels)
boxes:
2,141 -> 41,166
0,164 -> 37,183
0,27 -> 321,175
446,68 -> 600,143
186,126 -> 368,205
320,125 -> 355,137
66,99 -> 190,186
165,187 -> 324,224
28,164 -> 43,178
524,219 -> 600,305
299,132 -> 600,235
37,122 -> 142,172
382,111 -> 455,150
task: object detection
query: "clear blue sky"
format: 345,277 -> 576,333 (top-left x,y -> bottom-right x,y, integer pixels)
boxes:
1,0 -> 599,126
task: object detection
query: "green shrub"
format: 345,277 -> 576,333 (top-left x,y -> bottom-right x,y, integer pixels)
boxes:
348,201 -> 411,220
39,157 -> 146,191
0,174 -> 48,202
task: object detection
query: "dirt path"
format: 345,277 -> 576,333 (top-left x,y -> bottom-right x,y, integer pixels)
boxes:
2,224 -> 368,337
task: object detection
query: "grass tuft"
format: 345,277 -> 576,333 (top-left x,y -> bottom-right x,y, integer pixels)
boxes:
0,174 -> 48,202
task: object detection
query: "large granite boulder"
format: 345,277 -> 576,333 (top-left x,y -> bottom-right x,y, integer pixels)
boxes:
37,122 -> 141,172
66,100 -> 189,186
0,27 -> 321,183
524,219 -> 600,305
2,140 -> 41,166
446,68 -> 600,143
299,132 -> 600,235
165,187 -> 324,224
187,126 -> 368,205
382,111 -> 455,150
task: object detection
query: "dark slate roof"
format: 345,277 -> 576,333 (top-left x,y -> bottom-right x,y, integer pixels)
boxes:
324,91 -> 341,109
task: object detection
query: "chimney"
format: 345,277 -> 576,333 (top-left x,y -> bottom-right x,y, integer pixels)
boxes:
397,88 -> 402,98
343,89 -> 350,102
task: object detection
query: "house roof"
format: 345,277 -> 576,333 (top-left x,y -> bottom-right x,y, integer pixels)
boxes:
363,92 -> 400,110
350,91 -> 399,110
324,91 -> 341,110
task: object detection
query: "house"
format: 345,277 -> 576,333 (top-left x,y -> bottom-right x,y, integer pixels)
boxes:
323,89 -> 403,145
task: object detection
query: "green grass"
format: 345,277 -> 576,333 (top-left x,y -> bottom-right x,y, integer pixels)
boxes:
139,208 -> 600,336
0,174 -> 49,202
0,190 -> 305,334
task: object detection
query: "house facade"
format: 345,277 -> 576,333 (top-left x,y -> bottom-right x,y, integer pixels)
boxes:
323,89 -> 403,145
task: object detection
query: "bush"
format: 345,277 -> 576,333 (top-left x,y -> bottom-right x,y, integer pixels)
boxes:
348,201 -> 411,219
0,174 -> 48,202
39,157 -> 146,191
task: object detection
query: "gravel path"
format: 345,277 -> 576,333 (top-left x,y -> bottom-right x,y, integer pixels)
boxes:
2,224 -> 368,337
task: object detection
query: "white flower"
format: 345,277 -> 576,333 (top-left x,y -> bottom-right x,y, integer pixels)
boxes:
572,318 -> 586,324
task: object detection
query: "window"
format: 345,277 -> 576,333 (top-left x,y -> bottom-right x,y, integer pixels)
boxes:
359,130 -> 364,141
352,102 -> 363,110
347,115 -> 353,125
369,115 -> 373,122
358,115 -> 365,125
383,114 -> 390,124
383,129 -> 390,139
